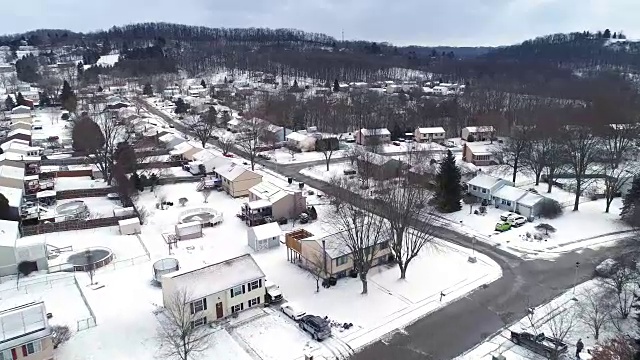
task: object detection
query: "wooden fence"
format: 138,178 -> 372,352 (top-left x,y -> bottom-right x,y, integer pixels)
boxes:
21,215 -> 135,236
56,187 -> 116,200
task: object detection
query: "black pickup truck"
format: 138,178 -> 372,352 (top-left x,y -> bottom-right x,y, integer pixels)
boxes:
510,330 -> 568,358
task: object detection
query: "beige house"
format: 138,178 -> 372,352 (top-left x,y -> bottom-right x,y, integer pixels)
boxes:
10,122 -> 32,132
285,229 -> 391,279
461,126 -> 495,141
9,113 -> 32,124
462,143 -> 496,166
214,163 -> 262,197
355,128 -> 391,146
0,165 -> 25,190
248,181 -> 307,219
0,301 -> 54,360
414,127 -> 446,142
169,142 -> 202,161
161,254 -> 266,323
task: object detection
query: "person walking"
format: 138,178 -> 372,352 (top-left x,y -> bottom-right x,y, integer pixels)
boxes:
576,338 -> 584,358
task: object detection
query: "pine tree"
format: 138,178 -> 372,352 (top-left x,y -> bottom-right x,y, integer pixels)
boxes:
603,29 -> 611,38
620,176 -> 640,226
200,79 -> 206,88
60,80 -> 77,112
97,86 -> 103,92
39,92 -> 51,107
77,62 -> 84,81
292,79 -> 298,88
174,98 -> 188,114
333,79 -> 340,92
324,79 -> 331,88
4,95 -> 15,110
435,150 -> 462,213
16,92 -> 26,107
142,83 -> 153,96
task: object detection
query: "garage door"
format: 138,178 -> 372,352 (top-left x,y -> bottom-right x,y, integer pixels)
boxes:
517,205 -> 532,218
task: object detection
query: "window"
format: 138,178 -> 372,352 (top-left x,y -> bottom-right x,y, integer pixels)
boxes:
472,186 -> 477,191
25,340 -> 41,354
231,303 -> 244,313
336,255 -> 349,266
0,349 -> 12,360
191,317 -> 207,328
190,298 -> 207,314
248,279 -> 261,291
231,285 -> 244,297
481,189 -> 487,194
248,297 -> 261,308
379,241 -> 388,250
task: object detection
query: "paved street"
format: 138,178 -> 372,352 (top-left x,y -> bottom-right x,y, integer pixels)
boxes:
136,97 -> 633,359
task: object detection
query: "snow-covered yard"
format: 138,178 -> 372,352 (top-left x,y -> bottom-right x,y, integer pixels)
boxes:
263,147 -> 349,164
54,176 -> 111,191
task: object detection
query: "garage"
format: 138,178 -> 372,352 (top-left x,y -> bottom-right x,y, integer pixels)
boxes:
516,192 -> 545,219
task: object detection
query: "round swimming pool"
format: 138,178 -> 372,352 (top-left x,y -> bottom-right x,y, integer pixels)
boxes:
67,248 -> 114,272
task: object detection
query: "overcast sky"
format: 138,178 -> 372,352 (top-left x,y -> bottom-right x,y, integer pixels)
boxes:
2,0 -> 638,46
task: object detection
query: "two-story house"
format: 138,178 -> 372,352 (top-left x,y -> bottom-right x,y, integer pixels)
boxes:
462,143 -> 497,166
355,128 -> 391,146
466,174 -> 512,202
161,254 -> 266,324
461,126 -> 495,141
0,301 -> 54,360
413,127 -> 446,142
466,174 -> 545,218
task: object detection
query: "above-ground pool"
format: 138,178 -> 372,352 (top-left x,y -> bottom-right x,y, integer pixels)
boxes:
67,247 -> 114,271
56,200 -> 89,218
178,208 -> 223,226
153,258 -> 180,283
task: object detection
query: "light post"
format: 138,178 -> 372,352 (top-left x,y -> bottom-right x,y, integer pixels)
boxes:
572,261 -> 580,300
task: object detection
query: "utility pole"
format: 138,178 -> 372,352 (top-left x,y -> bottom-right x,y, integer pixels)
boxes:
572,261 -> 580,300
341,29 -> 344,42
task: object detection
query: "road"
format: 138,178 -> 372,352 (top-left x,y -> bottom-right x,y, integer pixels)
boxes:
136,97 -> 632,359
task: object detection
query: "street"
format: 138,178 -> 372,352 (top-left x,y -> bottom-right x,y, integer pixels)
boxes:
135,97 -> 632,359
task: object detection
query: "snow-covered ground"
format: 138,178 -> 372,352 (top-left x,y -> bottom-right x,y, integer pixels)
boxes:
300,161 -> 356,182
457,278 -> 636,360
54,176 -> 111,191
96,54 -> 120,67
263,147 -> 350,164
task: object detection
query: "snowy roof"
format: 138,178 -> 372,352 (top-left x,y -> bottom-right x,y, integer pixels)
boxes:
0,139 -> 30,152
228,119 -> 242,126
35,190 -> 56,199
10,105 -> 31,113
7,128 -> 31,137
464,126 -> 495,133
250,222 -> 282,241
0,186 -> 23,206
247,199 -> 272,210
465,142 -> 495,156
518,192 -> 545,207
0,302 -> 50,350
9,113 -> 32,122
0,165 -> 24,180
492,185 -> 527,202
163,254 -> 265,300
0,219 -> 19,247
217,163 -> 260,182
467,174 -> 504,189
310,229 -> 387,259
118,217 -> 140,226
416,127 -> 445,134
360,128 -> 390,136
286,132 -> 309,142
170,142 -> 195,155
249,181 -> 298,202
158,133 -> 177,143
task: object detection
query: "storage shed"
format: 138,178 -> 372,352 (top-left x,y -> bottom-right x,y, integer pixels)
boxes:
247,222 -> 282,251
119,217 -> 141,235
175,221 -> 203,240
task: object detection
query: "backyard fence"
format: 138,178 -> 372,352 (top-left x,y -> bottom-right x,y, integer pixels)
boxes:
73,274 -> 97,331
20,215 -> 135,236
56,187 -> 116,200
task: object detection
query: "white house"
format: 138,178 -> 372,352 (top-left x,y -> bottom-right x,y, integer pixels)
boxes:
247,222 -> 282,251
386,85 -> 403,94
466,174 -> 512,202
161,254 -> 266,323
461,126 -> 495,141
467,174 -> 546,218
286,131 -> 315,151
492,186 -> 528,212
192,151 -> 233,174
0,301 -> 55,360
414,127 -> 446,142
355,128 -> 391,146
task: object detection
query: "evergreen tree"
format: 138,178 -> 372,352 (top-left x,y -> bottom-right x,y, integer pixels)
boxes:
200,79 -> 206,88
223,76 -> 228,84
324,79 -> 331,88
435,150 -> 462,213
4,95 -> 15,110
333,79 -> 340,92
15,92 -> 27,107
142,83 -> 153,96
60,80 -> 77,112
613,32 -> 618,39
76,62 -> 84,81
97,85 -> 103,92
603,29 -> 611,38
620,176 -> 640,226
174,98 -> 188,114
39,92 -> 51,107
292,79 -> 298,88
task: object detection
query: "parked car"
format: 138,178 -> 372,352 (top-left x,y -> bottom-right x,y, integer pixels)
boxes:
507,214 -> 527,227
265,281 -> 283,304
500,212 -> 516,221
510,331 -> 567,358
299,213 -> 310,224
392,141 -> 401,146
595,258 -> 619,278
528,188 -> 539,194
223,153 -> 234,158
495,221 -> 511,232
299,315 -> 332,341
281,302 -> 306,321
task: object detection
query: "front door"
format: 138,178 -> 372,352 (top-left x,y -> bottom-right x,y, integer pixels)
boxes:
216,302 -> 223,319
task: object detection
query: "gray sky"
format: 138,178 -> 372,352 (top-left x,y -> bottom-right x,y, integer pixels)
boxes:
2,0 -> 637,46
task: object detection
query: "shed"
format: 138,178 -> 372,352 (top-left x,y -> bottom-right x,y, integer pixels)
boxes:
175,221 -> 203,240
0,165 -> 25,189
247,222 -> 282,251
119,217 -> 141,235
0,220 -> 20,276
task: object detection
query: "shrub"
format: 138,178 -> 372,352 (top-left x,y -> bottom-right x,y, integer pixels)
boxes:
52,325 -> 72,348
539,198 -> 563,219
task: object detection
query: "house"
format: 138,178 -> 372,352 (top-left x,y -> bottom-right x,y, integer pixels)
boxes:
9,113 -> 33,124
492,185 -> 528,212
414,127 -> 446,142
467,174 -> 512,201
4,143 -> 42,158
356,153 -> 407,180
247,222 -> 282,251
355,128 -> 391,146
0,219 -> 47,276
0,165 -> 25,190
462,143 -> 496,166
263,124 -> 293,143
227,118 -> 244,132
4,129 -> 31,144
161,254 -> 266,322
286,131 -> 316,151
169,142 -> 202,161
10,121 -> 32,132
214,163 -> 262,197
0,186 -> 23,221
285,229 -> 391,279
0,301 -> 54,360
248,181 -> 307,220
386,85 -> 403,94
191,151 -> 233,174
461,126 -> 495,141
158,134 -> 187,149
241,200 -> 273,227
516,192 -> 545,218
10,105 -> 32,115
0,139 -> 30,153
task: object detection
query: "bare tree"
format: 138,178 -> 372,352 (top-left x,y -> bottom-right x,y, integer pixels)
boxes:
578,288 -> 612,341
560,124 -> 602,211
601,261 -> 637,319
378,176 -> 437,279
496,126 -> 531,183
216,131 -> 236,155
84,249 -> 96,285
324,177 -> 389,294
236,117 -> 266,171
51,325 -> 72,349
185,107 -> 217,148
591,335 -> 637,360
317,136 -> 341,171
156,288 -> 213,360
306,252 -> 325,293
544,306 -> 576,359
598,123 -> 639,212
603,162 -> 637,213
72,112 -> 133,185
201,188 -> 212,203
